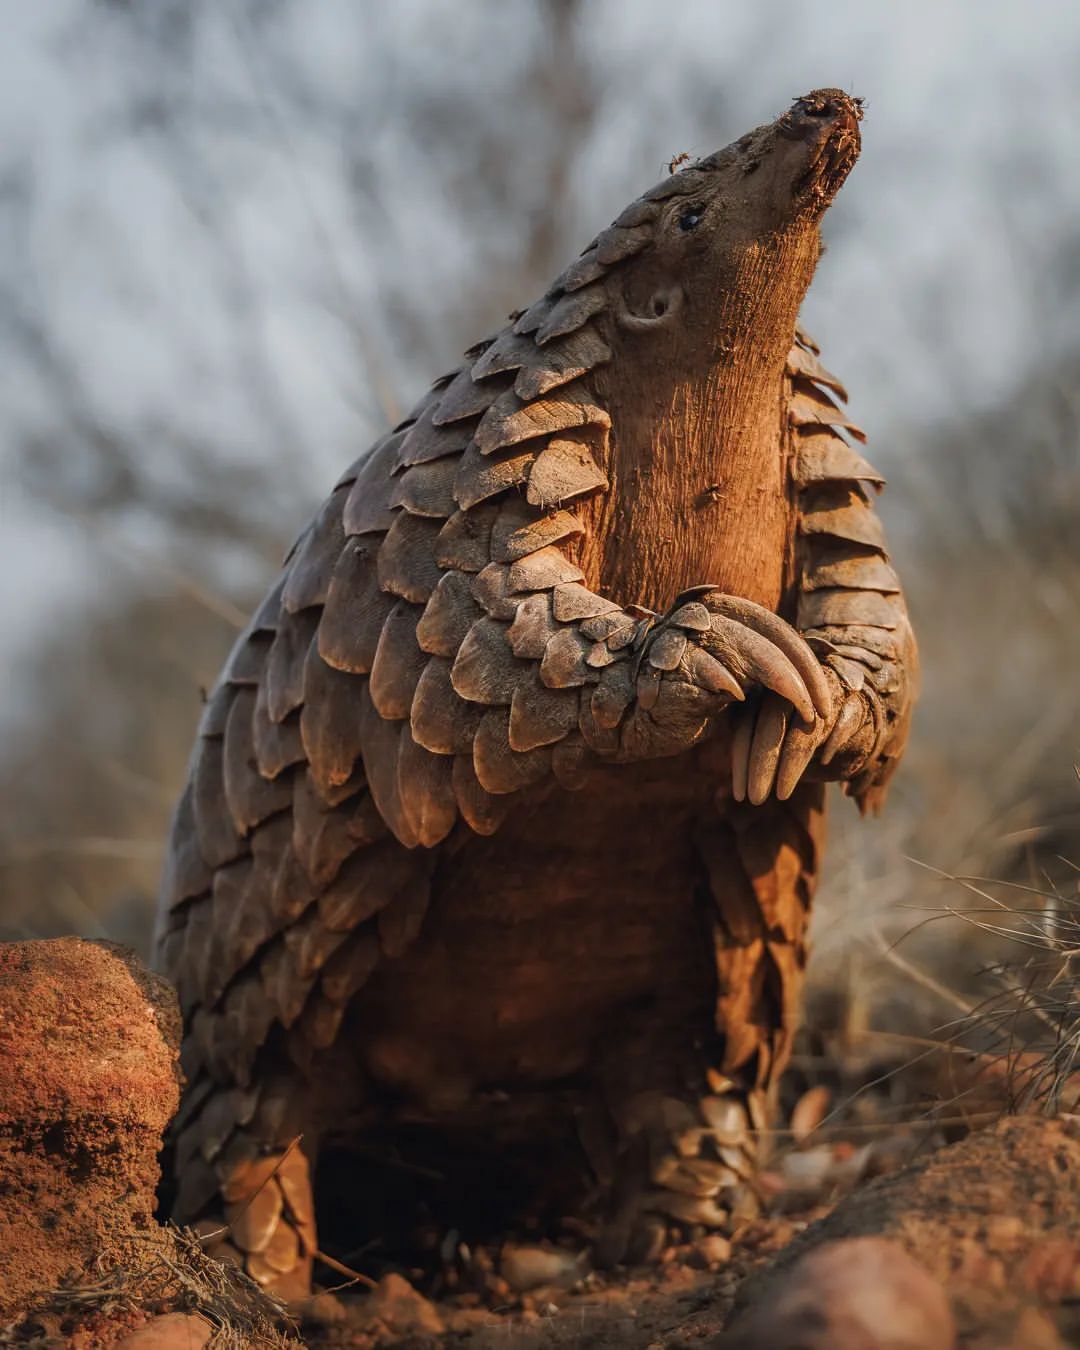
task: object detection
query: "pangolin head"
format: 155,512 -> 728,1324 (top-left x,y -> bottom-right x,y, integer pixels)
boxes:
591,89 -> 858,388
715,87 -> 863,226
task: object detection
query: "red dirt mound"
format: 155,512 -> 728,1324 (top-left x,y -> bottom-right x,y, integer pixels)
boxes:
0,938 -> 180,1317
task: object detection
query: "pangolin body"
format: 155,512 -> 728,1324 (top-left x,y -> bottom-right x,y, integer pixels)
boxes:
156,90 -> 917,1295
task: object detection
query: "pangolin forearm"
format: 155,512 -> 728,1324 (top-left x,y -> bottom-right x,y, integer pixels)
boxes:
443,578 -> 830,784
788,333 -> 918,810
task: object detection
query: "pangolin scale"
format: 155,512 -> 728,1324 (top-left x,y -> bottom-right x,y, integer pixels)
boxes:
156,89 -> 917,1296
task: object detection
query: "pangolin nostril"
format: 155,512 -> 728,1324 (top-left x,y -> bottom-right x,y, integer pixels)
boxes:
795,100 -> 834,118
790,90 -> 864,125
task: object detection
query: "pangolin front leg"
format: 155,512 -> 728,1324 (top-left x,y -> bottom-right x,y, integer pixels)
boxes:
553,591 -> 832,768
730,337 -> 918,812
624,337 -> 920,1267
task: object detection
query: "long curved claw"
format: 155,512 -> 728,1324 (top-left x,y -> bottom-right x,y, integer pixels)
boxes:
701,613 -> 815,724
685,645 -> 744,701
747,694 -> 789,805
699,594 -> 833,720
731,709 -> 754,802
820,692 -> 866,765
776,713 -> 823,800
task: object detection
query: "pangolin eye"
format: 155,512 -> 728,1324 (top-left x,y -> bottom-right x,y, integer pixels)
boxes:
679,206 -> 703,231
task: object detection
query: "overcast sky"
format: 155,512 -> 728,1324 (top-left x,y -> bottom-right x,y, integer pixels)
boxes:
2,0 -> 1079,717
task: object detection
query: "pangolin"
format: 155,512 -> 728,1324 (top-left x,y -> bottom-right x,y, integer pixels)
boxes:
156,89 -> 917,1297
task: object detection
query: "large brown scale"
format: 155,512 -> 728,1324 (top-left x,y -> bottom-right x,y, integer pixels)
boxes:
156,90 -> 917,1297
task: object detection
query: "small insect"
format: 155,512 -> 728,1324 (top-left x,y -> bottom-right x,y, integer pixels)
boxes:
668,151 -> 691,174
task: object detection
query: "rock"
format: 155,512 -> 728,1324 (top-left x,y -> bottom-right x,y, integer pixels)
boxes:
975,1305 -> 1068,1350
301,1289 -> 350,1326
500,1243 -> 589,1292
0,938 -> 181,1318
366,1272 -> 445,1336
115,1312 -> 214,1348
731,1116 -> 1080,1347
789,1084 -> 832,1143
695,1234 -> 733,1267
721,1237 -> 955,1348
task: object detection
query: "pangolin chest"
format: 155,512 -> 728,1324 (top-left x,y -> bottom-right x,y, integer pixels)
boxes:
579,367 -> 796,614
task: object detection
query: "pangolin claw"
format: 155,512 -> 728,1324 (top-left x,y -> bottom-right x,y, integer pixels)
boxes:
731,710 -> 753,802
699,611 -> 815,723
747,695 -> 789,805
698,593 -> 833,720
776,711 -> 824,800
685,645 -> 744,700
820,690 -> 866,765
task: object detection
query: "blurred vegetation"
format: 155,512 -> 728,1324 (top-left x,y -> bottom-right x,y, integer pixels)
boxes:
0,0 -> 1077,1048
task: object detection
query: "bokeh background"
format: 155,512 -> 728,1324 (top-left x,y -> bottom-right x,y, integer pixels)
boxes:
2,0 -> 1078,1040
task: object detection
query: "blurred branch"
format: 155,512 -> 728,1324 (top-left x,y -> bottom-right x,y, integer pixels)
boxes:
871,927 -> 975,1016
62,508 -> 250,630
0,838 -> 164,863
225,0 -> 402,429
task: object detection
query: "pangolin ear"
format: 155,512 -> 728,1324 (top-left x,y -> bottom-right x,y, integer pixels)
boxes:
615,284 -> 686,333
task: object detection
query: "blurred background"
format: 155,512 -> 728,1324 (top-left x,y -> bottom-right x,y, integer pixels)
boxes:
1,0 -> 1078,1050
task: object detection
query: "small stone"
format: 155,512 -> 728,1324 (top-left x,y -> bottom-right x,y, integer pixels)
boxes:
722,1237 -> 955,1349
500,1243 -> 588,1293
115,1313 -> 213,1349
997,1306 -> 1068,1350
790,1084 -> 831,1143
301,1290 -> 349,1326
366,1272 -> 445,1336
697,1234 -> 733,1266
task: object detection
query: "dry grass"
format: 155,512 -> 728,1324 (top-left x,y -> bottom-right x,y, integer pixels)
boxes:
2,1224 -> 299,1348
927,863 -> 1080,1115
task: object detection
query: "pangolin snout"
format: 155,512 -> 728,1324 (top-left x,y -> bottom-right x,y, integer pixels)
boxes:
780,88 -> 863,207
786,88 -> 864,137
